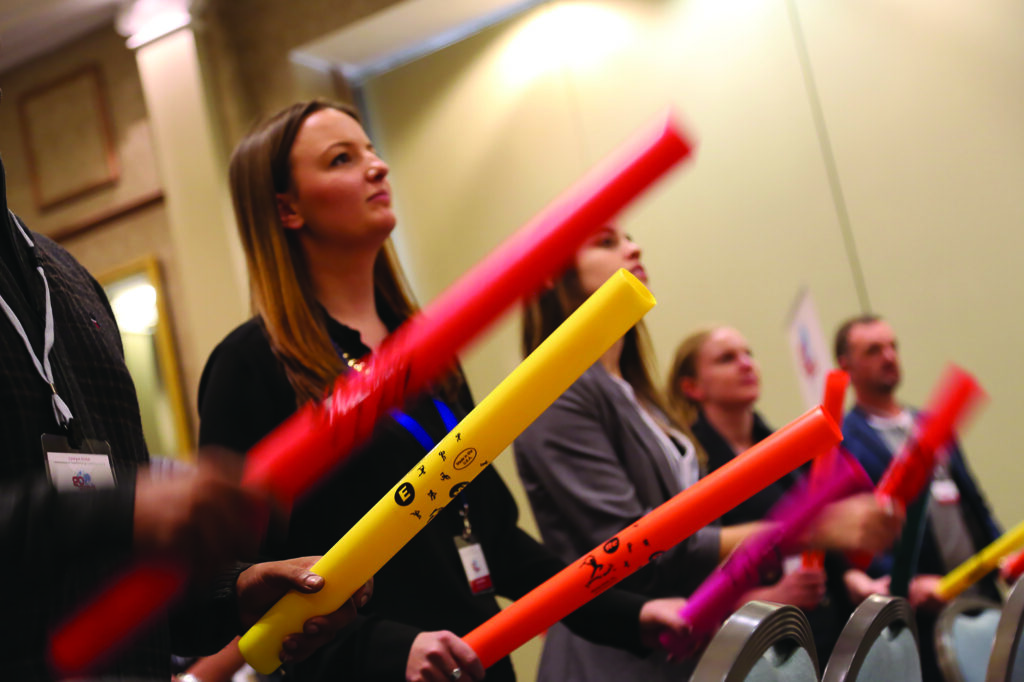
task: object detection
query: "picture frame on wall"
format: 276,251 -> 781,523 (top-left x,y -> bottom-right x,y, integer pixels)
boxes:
98,256 -> 193,460
18,64 -> 120,210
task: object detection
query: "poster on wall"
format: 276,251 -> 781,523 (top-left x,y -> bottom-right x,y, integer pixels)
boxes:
785,287 -> 831,410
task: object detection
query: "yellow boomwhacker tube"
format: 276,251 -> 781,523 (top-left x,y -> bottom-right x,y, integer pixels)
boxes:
936,518 -> 1024,601
239,269 -> 655,673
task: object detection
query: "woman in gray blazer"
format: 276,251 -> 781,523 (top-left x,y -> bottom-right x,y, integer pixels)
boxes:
514,227 -> 903,681
515,224 -> 736,681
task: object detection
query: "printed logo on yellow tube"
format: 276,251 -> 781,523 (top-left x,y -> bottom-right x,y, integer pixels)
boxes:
453,448 -> 478,470
395,482 -> 416,506
449,481 -> 469,498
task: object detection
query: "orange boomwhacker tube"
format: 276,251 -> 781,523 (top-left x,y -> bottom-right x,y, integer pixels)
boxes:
802,369 -> 849,570
462,406 -> 841,668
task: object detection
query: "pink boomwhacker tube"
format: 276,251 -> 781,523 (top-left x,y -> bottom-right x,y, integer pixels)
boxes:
48,112 -> 694,677
802,369 -> 849,570
849,364 -> 985,569
662,448 -> 873,658
462,406 -> 841,669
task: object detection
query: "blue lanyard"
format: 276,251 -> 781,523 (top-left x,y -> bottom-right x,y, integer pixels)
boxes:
390,398 -> 458,451
391,398 -> 470,524
331,338 -> 463,505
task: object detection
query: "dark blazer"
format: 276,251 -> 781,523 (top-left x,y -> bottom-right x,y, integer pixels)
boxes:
515,364 -> 719,681
841,406 -> 1001,581
0,155 -> 240,678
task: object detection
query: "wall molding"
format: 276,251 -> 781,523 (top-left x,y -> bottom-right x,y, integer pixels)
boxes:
50,189 -> 164,243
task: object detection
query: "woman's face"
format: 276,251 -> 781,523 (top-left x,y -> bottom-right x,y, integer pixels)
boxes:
573,224 -> 646,297
278,108 -> 395,249
686,327 -> 760,410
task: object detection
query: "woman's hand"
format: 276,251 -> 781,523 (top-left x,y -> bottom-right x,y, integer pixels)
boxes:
406,631 -> 486,682
638,597 -> 689,650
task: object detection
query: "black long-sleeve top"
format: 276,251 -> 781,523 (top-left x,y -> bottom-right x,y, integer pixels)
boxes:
198,315 -> 648,681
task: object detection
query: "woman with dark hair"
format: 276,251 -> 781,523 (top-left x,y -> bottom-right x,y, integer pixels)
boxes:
515,227 -> 902,680
516,225 -> 721,680
197,100 -> 688,682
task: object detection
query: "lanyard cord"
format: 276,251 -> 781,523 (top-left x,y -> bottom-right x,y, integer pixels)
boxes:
391,398 -> 474,537
332,336 -> 471,532
389,398 -> 458,449
0,212 -> 74,429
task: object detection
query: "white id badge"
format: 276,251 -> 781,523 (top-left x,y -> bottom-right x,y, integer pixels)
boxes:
931,478 -> 961,505
454,536 -> 494,595
42,434 -> 116,492
783,555 -> 804,575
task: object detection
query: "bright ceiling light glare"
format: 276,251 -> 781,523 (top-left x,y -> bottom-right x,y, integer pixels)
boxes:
498,2 -> 632,88
118,0 -> 192,49
110,283 -> 158,334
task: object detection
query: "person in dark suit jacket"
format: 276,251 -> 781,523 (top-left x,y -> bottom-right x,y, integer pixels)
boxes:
0,149 -> 359,680
834,315 -> 1000,602
835,314 -> 1001,681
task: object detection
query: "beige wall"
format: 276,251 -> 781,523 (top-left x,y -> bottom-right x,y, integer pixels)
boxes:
364,0 -> 1023,557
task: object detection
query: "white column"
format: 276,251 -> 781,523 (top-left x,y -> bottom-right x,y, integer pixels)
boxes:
123,1 -> 249,417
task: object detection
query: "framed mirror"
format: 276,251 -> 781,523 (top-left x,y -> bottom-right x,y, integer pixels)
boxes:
98,256 -> 192,460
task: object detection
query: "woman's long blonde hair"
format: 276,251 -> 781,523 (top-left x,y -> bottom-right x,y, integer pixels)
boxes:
666,327 -> 715,426
228,100 -> 419,405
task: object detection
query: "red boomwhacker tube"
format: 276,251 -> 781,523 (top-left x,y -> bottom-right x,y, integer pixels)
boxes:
48,112 -> 694,677
802,369 -> 850,570
1001,548 -> 1024,583
243,111 -> 693,504
822,369 -> 849,426
849,364 -> 985,570
49,561 -> 186,676
462,406 -> 841,669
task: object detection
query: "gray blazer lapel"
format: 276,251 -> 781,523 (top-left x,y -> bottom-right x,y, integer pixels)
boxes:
592,366 -> 683,502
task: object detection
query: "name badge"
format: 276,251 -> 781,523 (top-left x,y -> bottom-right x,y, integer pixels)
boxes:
454,536 -> 494,595
42,434 -> 115,492
931,478 -> 961,505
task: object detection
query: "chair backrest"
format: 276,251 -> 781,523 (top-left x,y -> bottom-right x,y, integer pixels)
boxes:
987,576 -> 1024,682
691,600 -> 819,682
822,594 -> 921,682
934,594 -> 1001,682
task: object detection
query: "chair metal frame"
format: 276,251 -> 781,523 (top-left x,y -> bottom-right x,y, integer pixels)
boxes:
985,576 -> 1024,682
934,594 -> 1001,682
691,600 -> 819,682
822,594 -> 919,682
